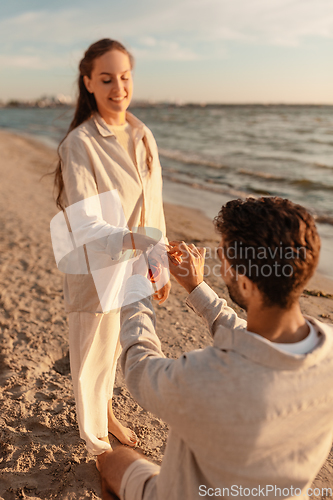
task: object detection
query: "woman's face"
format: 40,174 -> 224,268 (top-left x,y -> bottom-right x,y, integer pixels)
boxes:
84,49 -> 133,124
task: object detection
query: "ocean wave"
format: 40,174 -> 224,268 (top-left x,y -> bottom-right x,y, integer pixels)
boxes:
290,179 -> 333,191
162,174 -> 248,198
251,154 -> 305,164
314,162 -> 333,170
162,174 -> 333,227
237,169 -> 333,192
294,128 -> 312,134
159,148 -> 229,170
238,169 -> 286,182
314,215 -> 333,225
310,139 -> 333,147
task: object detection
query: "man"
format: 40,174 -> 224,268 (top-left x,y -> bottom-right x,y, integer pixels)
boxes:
99,197 -> 333,500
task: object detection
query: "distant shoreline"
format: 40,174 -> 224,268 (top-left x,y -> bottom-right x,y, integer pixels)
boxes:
1,101 -> 333,109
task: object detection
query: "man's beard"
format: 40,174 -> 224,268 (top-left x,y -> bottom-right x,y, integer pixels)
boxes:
226,278 -> 247,311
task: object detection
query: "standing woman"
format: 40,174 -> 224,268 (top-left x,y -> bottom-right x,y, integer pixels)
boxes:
54,39 -> 170,458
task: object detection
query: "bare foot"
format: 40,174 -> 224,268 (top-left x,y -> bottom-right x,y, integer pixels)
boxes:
108,415 -> 138,447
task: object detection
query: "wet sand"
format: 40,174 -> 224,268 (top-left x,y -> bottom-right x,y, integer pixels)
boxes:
0,130 -> 332,499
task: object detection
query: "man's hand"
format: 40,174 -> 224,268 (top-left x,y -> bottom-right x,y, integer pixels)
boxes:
98,447 -> 144,500
168,241 -> 206,293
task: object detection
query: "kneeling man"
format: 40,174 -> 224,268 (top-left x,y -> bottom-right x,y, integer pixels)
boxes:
99,197 -> 333,500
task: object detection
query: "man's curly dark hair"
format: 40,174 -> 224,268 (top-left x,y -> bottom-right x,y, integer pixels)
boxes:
214,197 -> 321,308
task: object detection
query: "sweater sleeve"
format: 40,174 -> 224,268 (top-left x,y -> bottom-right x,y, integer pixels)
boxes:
119,275 -> 203,428
186,281 -> 247,336
59,135 -> 130,263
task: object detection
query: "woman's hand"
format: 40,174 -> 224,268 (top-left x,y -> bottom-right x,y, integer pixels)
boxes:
153,280 -> 171,304
123,233 -> 169,266
132,252 -> 171,304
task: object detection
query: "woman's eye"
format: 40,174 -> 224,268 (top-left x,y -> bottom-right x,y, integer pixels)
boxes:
121,77 -> 129,81
102,80 -> 111,84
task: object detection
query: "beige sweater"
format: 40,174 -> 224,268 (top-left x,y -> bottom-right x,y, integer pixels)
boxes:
120,277 -> 333,500
59,112 -> 166,313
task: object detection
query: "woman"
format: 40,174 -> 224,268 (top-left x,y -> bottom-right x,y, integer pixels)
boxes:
54,38 -> 170,458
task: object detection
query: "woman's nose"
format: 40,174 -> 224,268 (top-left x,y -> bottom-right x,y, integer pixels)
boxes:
112,77 -> 123,93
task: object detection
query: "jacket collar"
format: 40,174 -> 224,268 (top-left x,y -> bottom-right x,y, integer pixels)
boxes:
93,111 -> 146,141
213,315 -> 333,370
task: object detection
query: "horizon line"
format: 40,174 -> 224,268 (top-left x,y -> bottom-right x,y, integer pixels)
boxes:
2,97 -> 333,107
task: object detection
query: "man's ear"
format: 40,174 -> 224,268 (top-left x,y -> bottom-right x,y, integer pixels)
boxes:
238,274 -> 257,299
83,75 -> 93,94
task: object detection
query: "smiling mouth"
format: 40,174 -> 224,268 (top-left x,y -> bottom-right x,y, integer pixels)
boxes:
109,96 -> 126,102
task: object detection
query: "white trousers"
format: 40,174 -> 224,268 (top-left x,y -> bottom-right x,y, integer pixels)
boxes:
68,311 -> 121,455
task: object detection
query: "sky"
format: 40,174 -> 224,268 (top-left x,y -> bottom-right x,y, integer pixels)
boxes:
0,0 -> 333,104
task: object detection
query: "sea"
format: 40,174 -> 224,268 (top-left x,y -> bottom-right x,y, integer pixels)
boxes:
1,105 -> 332,277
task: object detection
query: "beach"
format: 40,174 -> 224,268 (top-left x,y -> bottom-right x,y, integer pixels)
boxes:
0,130 -> 332,499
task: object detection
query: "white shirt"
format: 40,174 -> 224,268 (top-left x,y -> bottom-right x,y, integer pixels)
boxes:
248,320 -> 320,355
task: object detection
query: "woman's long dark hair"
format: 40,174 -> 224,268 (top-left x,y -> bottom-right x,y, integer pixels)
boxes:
54,38 -> 152,210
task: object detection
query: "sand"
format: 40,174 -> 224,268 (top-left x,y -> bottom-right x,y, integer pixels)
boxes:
0,130 -> 332,499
